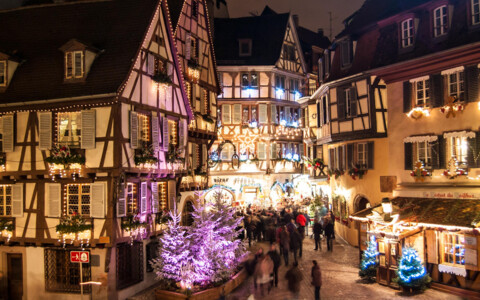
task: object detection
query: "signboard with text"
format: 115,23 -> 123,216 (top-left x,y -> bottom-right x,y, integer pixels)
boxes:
70,251 -> 90,263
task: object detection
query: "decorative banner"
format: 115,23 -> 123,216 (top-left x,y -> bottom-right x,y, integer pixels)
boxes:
438,264 -> 467,277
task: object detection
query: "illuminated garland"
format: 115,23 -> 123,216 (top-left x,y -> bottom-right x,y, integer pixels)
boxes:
359,236 -> 379,281
56,212 -> 92,248
0,218 -> 14,242
121,215 -> 149,245
393,247 -> 431,291
406,107 -> 430,120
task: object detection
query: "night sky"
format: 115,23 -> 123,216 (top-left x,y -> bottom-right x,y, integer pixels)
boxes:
226,0 -> 365,39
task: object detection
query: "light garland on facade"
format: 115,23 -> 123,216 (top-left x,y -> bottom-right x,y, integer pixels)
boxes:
406,106 -> 430,119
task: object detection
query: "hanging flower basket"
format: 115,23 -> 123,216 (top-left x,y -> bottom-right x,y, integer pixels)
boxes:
135,142 -> 158,168
327,168 -> 344,179
151,72 -> 172,85
349,165 -> 368,180
305,157 -> 326,171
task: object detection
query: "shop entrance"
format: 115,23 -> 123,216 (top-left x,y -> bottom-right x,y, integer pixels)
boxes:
7,253 -> 23,300
377,239 -> 400,287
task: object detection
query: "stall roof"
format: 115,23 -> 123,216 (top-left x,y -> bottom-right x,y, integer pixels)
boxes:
351,197 -> 480,229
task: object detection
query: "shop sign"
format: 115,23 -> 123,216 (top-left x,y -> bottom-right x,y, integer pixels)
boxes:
465,249 -> 478,266
422,191 -> 480,199
213,178 -> 229,184
465,236 -> 477,246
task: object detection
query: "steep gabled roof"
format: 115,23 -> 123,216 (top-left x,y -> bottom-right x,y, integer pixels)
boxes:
296,26 -> 330,51
0,0 -> 158,103
214,13 -> 289,66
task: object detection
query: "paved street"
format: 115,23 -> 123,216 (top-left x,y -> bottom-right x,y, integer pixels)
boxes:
227,236 -> 460,300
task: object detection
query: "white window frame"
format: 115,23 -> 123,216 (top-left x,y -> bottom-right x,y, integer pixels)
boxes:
357,143 -> 367,168
472,0 -> 480,25
433,5 -> 448,37
449,136 -> 468,164
0,185 -> 12,216
66,184 -> 91,216
401,18 -> 414,48
220,143 -> 234,161
447,71 -> 465,99
413,78 -> 430,107
441,232 -> 465,266
58,112 -> 82,148
0,60 -> 6,87
416,141 -> 432,168
65,50 -> 84,79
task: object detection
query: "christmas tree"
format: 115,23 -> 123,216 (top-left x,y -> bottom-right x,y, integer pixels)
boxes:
359,235 -> 379,281
151,206 -> 191,284
394,247 -> 431,291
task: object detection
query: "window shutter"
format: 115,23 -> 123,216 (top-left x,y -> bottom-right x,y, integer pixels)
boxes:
403,81 -> 412,113
66,52 -> 73,78
259,104 -> 268,123
477,132 -> 480,168
192,144 -> 198,169
167,180 -> 176,210
431,141 -> 439,169
338,145 -> 345,171
438,135 -> 446,169
152,116 -> 159,153
81,110 -> 96,149
2,114 -> 14,153
347,143 -> 354,168
202,144 -> 207,167
46,183 -> 61,217
130,111 -> 139,149
223,104 -> 231,124
162,117 -> 169,151
270,143 -> 277,159
258,142 -> 266,159
233,104 -> 242,124
151,182 -> 159,213
38,112 -> 52,150
147,53 -> 155,76
179,119 -> 186,148
367,141 -> 374,169
90,182 -> 105,218
140,182 -> 147,214
117,183 -> 126,217
336,89 -> 346,120
74,52 -> 83,77
186,33 -> 191,60
271,105 -> 277,124
329,148 -> 335,169
465,65 -> 479,102
430,74 -> 443,108
404,143 -> 413,170
467,135 -> 476,168
200,89 -> 206,114
285,108 -> 291,123
299,143 -> 304,157
11,183 -> 23,217
349,88 -> 358,117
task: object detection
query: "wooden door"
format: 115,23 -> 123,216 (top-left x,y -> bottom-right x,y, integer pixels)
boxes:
7,254 -> 23,300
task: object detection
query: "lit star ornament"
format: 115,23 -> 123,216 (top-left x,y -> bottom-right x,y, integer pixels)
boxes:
237,130 -> 258,153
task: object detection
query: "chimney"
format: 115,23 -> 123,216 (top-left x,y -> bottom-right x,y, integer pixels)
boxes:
317,28 -> 324,37
293,14 -> 299,27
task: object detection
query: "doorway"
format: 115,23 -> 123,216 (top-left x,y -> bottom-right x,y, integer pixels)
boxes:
7,254 -> 23,300
182,200 -> 195,226
355,196 -> 370,212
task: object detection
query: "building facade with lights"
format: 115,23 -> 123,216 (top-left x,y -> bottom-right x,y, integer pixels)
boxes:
0,1 -> 192,299
209,10 -> 307,208
167,0 -> 221,224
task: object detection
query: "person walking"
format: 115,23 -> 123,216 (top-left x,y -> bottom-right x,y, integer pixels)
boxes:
290,227 -> 302,263
304,210 -> 311,237
295,213 -> 306,257
311,260 -> 322,300
254,252 -> 273,297
279,225 -> 290,265
246,215 -> 255,247
324,217 -> 334,252
267,244 -> 281,288
313,218 -> 323,250
285,261 -> 303,300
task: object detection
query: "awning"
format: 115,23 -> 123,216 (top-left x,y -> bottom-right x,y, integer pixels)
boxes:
351,197 -> 480,230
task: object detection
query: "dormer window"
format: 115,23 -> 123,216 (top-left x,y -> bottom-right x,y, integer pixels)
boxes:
433,5 -> 448,37
283,44 -> 295,61
472,0 -> 480,25
340,39 -> 353,67
401,18 -> 414,48
0,61 -> 6,87
65,51 -> 84,79
238,39 -> 252,57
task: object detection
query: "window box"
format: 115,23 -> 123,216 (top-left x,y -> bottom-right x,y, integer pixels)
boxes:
55,212 -> 92,246
134,142 -> 158,168
0,217 -> 14,242
327,168 -> 344,180
348,165 -> 368,180
166,144 -> 186,164
46,146 -> 85,177
121,215 -> 149,242
151,71 -> 172,85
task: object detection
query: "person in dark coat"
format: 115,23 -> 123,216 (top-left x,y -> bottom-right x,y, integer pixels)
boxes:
267,244 -> 281,288
313,218 -> 323,250
324,217 -> 334,252
285,261 -> 303,299
304,211 -> 311,236
246,215 -> 256,247
311,260 -> 322,300
289,227 -> 302,263
279,225 -> 290,265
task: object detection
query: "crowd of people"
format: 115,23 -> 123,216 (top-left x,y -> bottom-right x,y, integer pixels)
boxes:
238,206 -> 336,300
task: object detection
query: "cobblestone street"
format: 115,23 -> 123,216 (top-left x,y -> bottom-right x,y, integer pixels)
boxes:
227,236 -> 460,300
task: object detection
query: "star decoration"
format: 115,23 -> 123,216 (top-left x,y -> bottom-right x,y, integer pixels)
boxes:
237,129 -> 258,153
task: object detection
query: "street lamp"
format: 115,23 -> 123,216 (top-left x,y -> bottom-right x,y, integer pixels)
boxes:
381,197 -> 392,221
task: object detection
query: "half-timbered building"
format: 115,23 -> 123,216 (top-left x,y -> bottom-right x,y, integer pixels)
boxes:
167,0 -> 220,223
348,0 -> 480,295
210,9 -> 307,207
0,0 -> 192,299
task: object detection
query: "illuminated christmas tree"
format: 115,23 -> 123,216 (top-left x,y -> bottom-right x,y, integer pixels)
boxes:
359,235 -> 379,281
394,247 -> 431,291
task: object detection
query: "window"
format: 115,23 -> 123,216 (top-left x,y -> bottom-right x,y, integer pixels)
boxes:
472,0 -> 480,25
441,233 -> 465,266
189,37 -> 198,61
0,60 -> 6,86
415,141 -> 432,168
238,39 -> 252,57
45,249 -> 91,293
241,73 -> 258,87
126,183 -> 138,215
433,6 -> 448,37
345,88 -> 357,117
242,106 -> 249,124
65,51 -> 84,79
116,242 -> 144,290
414,78 -> 430,106
320,95 -> 328,125
232,104 -> 242,124
58,112 -> 82,147
222,104 -> 231,124
324,51 -> 330,75
357,143 -> 367,167
66,184 -> 90,216
283,44 -> 296,61
0,185 -> 12,216
138,114 -> 151,143
449,136 -> 468,165
168,120 -> 178,145
191,0 -> 198,19
146,241 -> 159,272
290,79 -> 299,92
275,75 -> 285,89
340,39 -> 352,67
156,182 -> 168,211
221,143 -> 234,160
401,18 -> 414,48
448,71 -> 465,99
